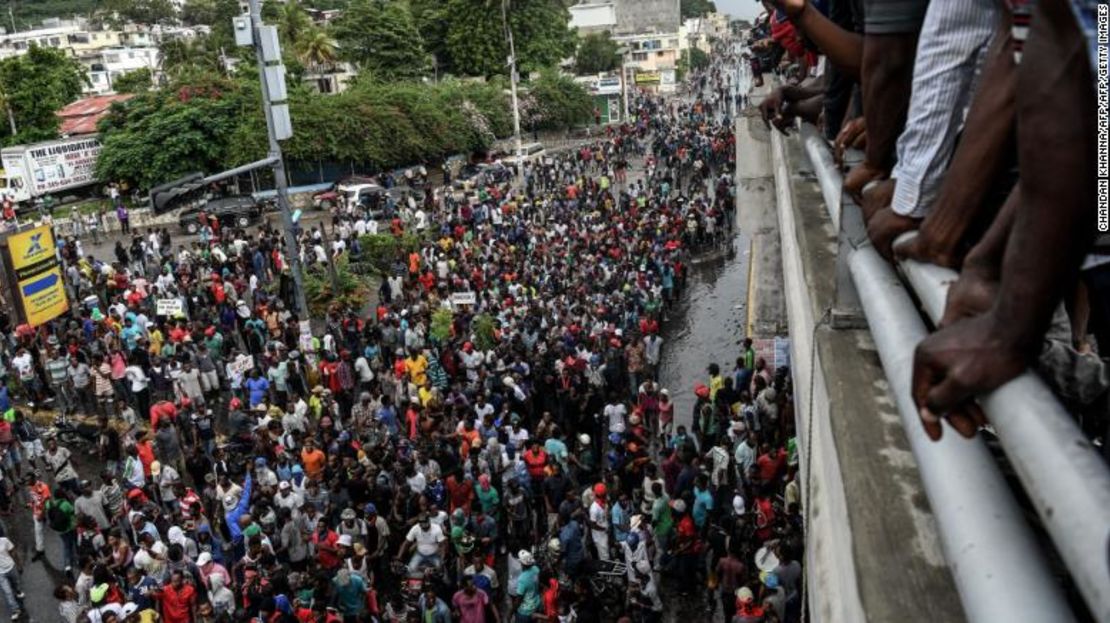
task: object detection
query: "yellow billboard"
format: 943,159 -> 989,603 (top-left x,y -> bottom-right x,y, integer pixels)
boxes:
7,225 -> 67,326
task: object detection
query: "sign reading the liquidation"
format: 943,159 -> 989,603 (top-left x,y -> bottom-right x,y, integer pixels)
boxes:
6,225 -> 68,326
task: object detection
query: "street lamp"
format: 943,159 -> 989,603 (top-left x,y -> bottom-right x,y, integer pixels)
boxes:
500,0 -> 523,175
234,0 -> 310,320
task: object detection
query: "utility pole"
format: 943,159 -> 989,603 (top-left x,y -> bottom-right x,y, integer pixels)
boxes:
618,47 -> 630,121
501,0 -> 523,174
245,0 -> 310,319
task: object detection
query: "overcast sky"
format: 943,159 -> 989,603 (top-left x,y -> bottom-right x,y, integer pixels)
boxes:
714,0 -> 765,21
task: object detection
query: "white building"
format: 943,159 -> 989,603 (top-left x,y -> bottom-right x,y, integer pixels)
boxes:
0,18 -> 123,60
0,18 -> 209,94
84,47 -> 161,95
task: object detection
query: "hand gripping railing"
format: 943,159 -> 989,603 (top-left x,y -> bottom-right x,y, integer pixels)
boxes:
782,122 -> 1102,622
898,235 -> 1110,622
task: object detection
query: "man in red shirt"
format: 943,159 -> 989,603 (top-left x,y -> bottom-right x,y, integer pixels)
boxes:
446,471 -> 475,515
671,499 -> 700,595
24,474 -> 50,559
158,570 -> 197,623
312,518 -> 341,570
522,441 -> 547,487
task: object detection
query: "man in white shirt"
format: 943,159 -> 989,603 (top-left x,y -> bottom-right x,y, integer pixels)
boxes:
0,535 -> 24,618
398,514 -> 445,572
604,401 -> 627,434
588,490 -> 610,561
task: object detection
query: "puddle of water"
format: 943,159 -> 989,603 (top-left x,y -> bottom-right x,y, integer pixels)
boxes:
659,228 -> 750,429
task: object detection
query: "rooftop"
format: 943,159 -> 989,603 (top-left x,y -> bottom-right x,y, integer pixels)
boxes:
57,93 -> 133,135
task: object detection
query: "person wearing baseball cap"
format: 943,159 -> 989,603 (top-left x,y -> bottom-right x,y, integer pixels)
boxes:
629,558 -> 664,620
734,586 -> 765,623
513,549 -> 541,621
671,496 -> 700,596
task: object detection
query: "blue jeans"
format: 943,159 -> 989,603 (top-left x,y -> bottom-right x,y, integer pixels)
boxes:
0,569 -> 20,613
407,552 -> 441,573
59,531 -> 77,570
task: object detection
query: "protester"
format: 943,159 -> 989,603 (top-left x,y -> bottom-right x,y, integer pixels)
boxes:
0,35 -> 802,623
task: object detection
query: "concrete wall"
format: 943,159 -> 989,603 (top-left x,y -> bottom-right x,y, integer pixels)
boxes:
569,2 -> 618,31
614,0 -> 680,34
752,98 -> 966,622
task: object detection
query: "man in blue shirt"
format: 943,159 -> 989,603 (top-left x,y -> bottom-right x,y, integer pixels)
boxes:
331,569 -> 367,619
377,395 -> 399,436
692,474 -> 714,529
243,371 -> 270,408
558,514 -> 586,578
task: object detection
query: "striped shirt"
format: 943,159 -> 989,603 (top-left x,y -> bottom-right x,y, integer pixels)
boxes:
891,0 -> 999,218
45,357 -> 69,384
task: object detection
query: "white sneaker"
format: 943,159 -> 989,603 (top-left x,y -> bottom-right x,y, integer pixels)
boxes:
11,610 -> 21,620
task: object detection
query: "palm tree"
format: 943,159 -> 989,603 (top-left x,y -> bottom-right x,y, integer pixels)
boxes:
277,0 -> 313,50
297,28 -> 339,68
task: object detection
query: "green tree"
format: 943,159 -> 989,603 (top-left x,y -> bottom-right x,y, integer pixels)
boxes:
112,67 -> 153,93
680,0 -> 717,19
95,76 -> 259,189
574,31 -> 620,75
274,0 -> 313,49
5,0 -> 96,30
183,0 -> 242,49
297,28 -> 339,67
680,47 -> 710,73
408,0 -> 450,71
520,69 -> 592,130
103,0 -> 178,26
158,35 -> 225,80
332,0 -> 428,80
96,74 -> 513,190
444,0 -> 575,77
0,45 -> 86,144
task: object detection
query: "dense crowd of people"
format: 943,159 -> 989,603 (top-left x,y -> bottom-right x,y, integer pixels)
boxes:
0,41 -> 802,623
753,0 -> 1110,445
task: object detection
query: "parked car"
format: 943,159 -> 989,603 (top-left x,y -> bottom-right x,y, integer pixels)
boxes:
452,162 -> 512,190
499,142 -> 546,168
179,196 -> 262,234
313,183 -> 417,218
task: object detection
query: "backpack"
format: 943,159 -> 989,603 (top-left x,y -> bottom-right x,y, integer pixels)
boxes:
46,501 -> 68,532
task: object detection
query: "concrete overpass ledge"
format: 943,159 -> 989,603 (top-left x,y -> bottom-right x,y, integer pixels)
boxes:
763,124 -> 965,623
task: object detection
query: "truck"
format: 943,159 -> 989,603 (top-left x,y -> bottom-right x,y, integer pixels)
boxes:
0,135 -> 103,207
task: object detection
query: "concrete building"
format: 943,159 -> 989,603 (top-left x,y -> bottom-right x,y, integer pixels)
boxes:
0,18 -> 211,94
0,18 -> 122,60
613,0 -> 679,35
678,14 -> 730,54
568,1 -> 618,33
84,46 -> 161,95
303,61 -> 358,94
569,0 -> 681,35
569,0 -> 681,93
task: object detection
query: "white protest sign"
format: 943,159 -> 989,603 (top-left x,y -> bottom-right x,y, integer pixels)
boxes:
229,354 -> 255,376
156,299 -> 183,316
451,292 -> 477,307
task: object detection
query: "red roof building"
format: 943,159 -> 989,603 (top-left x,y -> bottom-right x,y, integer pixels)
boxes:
56,93 -> 134,136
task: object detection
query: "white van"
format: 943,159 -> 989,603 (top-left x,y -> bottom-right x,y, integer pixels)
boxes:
502,142 -> 546,167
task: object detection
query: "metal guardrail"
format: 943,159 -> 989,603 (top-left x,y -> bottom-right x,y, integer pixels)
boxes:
786,122 -> 1110,621
897,235 -> 1110,621
848,247 -> 1074,622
